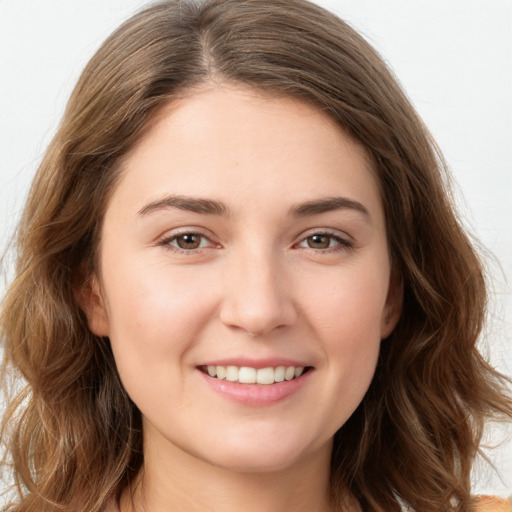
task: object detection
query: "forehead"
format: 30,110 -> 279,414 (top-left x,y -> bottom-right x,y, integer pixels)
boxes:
109,83 -> 382,221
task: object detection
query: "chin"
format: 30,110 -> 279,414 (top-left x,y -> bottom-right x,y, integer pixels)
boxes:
195,429 -> 328,474
206,448 -> 306,474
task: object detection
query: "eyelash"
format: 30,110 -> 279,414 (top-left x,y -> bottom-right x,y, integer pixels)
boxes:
159,230 -> 218,254
159,230 -> 353,254
295,231 -> 353,252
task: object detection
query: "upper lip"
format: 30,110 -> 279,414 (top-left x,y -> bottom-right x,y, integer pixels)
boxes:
198,358 -> 312,369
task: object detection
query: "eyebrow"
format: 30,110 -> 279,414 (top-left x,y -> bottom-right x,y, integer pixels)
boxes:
289,196 -> 370,220
138,195 -> 229,216
138,194 -> 370,220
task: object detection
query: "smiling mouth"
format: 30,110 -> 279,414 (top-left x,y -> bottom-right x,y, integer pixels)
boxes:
199,365 -> 311,385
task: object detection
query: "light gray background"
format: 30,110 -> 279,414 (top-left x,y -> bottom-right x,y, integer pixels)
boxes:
1,0 -> 511,496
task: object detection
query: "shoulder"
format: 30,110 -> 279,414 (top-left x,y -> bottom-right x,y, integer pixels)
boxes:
473,496 -> 512,511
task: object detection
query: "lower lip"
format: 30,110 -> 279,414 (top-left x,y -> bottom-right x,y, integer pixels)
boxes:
198,369 -> 312,406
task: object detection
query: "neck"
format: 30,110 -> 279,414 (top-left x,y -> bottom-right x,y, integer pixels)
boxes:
120,426 -> 343,512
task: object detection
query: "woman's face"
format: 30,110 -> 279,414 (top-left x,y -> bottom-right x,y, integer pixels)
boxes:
86,84 -> 401,474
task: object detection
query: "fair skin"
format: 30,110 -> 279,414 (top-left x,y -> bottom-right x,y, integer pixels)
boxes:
85,84 -> 401,512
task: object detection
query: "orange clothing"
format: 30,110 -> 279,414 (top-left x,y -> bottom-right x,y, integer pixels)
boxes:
475,495 -> 512,511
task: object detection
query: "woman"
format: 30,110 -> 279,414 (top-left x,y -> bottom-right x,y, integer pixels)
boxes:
1,0 -> 511,510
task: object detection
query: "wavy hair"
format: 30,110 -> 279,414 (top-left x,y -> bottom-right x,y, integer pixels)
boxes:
1,0 -> 511,510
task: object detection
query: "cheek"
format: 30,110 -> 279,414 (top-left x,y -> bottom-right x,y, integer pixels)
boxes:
301,261 -> 388,399
101,257 -> 218,380
303,260 -> 389,341
318,289 -> 382,380
106,254 -> 213,325
101,260 -> 225,424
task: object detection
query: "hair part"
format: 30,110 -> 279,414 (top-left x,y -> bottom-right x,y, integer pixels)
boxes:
1,1 -> 511,511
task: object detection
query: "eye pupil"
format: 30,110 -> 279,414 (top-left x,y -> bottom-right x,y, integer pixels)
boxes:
177,234 -> 201,249
308,234 -> 330,249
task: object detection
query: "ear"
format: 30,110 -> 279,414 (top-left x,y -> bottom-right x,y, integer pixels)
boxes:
380,268 -> 403,339
74,272 -> 110,337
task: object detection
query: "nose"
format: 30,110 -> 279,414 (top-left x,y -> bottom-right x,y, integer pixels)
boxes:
219,247 -> 297,336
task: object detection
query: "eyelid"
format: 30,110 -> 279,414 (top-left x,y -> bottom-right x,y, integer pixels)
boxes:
158,227 -> 220,253
156,226 -> 353,254
294,228 -> 354,251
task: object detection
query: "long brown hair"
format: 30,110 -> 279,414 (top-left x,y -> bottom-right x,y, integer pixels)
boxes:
1,1 -> 511,510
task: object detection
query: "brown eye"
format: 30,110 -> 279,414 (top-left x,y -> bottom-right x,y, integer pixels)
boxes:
175,233 -> 203,250
297,232 -> 351,252
162,231 -> 217,253
306,234 -> 331,249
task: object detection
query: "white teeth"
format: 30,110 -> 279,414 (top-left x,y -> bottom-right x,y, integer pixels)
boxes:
274,366 -> 285,382
204,365 -> 306,384
226,366 -> 238,382
239,366 -> 256,384
256,367 -> 275,385
284,366 -> 295,380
